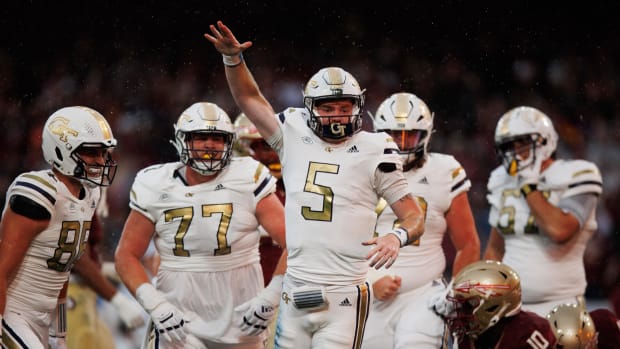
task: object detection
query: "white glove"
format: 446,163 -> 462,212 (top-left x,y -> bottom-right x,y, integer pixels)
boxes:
517,153 -> 544,190
428,284 -> 454,319
110,291 -> 146,329
48,336 -> 68,349
136,283 -> 187,344
235,275 -> 282,335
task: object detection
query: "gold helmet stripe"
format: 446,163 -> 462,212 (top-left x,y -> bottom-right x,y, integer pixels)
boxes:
83,107 -> 113,140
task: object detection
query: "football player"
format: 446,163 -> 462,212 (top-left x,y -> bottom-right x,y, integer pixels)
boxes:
443,260 -> 557,348
0,106 -> 117,349
362,92 -> 480,349
205,21 -> 425,349
234,113 -> 284,285
484,106 -> 603,316
114,102 -> 286,348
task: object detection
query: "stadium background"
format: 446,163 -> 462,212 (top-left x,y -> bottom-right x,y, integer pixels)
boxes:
1,0 -> 618,315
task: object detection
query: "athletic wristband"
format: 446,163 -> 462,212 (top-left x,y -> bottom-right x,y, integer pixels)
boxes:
135,283 -> 165,312
388,227 -> 409,247
222,53 -> 243,67
521,183 -> 537,197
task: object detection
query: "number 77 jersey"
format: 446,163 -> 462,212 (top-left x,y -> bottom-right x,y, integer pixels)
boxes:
129,157 -> 277,272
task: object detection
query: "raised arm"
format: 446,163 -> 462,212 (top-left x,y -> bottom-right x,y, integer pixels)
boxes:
204,21 -> 279,140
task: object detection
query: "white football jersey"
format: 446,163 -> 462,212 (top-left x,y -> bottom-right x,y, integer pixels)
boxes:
487,159 -> 602,303
274,108 -> 409,286
2,170 -> 99,313
374,153 -> 471,292
129,157 -> 276,272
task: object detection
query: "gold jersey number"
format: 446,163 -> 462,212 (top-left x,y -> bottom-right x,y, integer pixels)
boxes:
164,204 -> 233,257
47,220 -> 92,272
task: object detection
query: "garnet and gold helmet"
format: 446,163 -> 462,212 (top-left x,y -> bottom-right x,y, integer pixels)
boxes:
547,303 -> 597,349
446,260 -> 522,339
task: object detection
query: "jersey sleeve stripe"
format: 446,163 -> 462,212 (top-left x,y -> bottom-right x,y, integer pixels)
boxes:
14,181 -> 56,205
451,178 -> 469,193
253,175 -> 272,197
568,180 -> 603,189
375,198 -> 388,216
254,163 -> 265,183
451,167 -> 464,179
129,200 -> 149,213
23,174 -> 56,192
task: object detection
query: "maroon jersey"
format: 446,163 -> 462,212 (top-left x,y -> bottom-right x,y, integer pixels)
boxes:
457,311 -> 557,349
589,309 -> 620,349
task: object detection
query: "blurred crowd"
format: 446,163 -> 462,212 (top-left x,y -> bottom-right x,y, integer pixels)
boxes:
1,6 -> 619,315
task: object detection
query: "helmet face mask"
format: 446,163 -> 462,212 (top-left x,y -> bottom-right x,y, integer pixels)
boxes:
41,106 -> 118,187
72,145 -> 117,187
495,134 -> 542,175
372,93 -> 433,169
494,106 -> 558,176
446,261 -> 522,340
173,102 -> 235,176
303,67 -> 365,140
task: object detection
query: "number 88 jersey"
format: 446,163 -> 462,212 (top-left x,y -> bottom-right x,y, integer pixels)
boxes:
3,170 -> 99,313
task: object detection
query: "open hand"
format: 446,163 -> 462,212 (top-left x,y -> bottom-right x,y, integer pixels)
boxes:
363,234 -> 400,269
204,20 -> 253,56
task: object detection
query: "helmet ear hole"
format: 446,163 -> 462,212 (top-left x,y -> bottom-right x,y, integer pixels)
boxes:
55,147 -> 63,161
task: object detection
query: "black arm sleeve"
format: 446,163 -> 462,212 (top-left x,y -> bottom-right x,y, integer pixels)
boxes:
9,194 -> 52,220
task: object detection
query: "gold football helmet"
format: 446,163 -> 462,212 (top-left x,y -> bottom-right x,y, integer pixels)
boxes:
547,303 -> 597,349
172,102 -> 235,176
494,106 -> 558,176
303,67 -> 365,140
372,92 -> 434,169
41,106 -> 117,187
447,260 -> 522,339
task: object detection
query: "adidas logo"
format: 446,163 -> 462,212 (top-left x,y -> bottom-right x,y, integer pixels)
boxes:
346,145 -> 359,153
339,298 -> 352,306
214,184 -> 225,191
418,177 -> 429,184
